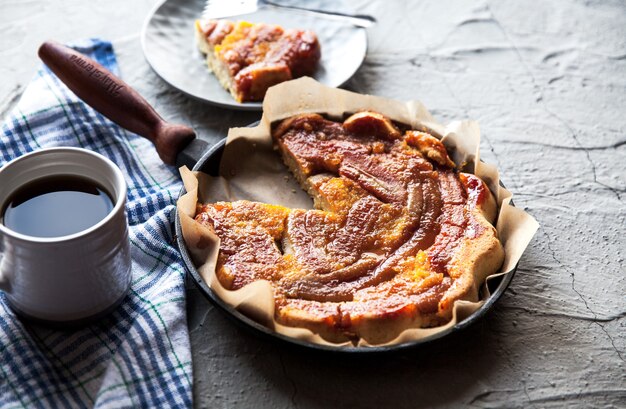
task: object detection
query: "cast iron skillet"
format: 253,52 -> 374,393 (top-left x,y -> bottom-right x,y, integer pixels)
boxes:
175,139 -> 516,353
38,41 -> 516,353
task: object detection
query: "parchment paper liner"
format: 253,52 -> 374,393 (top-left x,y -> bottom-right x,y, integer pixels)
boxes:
178,77 -> 539,347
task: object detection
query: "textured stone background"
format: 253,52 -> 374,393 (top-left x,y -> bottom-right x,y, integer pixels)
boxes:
1,0 -> 624,407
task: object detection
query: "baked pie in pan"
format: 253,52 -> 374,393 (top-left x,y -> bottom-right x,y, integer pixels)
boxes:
195,111 -> 504,343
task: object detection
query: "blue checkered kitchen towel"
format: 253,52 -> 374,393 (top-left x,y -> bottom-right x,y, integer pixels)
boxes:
0,40 -> 193,407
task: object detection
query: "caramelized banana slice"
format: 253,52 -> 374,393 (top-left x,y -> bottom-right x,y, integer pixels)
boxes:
405,131 -> 456,168
343,111 -> 401,140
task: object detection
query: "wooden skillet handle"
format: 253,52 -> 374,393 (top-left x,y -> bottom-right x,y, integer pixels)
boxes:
38,40 -> 196,165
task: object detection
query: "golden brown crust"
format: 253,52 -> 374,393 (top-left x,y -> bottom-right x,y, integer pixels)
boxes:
195,19 -> 321,102
195,111 -> 504,344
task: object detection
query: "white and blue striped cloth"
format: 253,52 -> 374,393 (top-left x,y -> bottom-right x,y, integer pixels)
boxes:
0,40 -> 193,408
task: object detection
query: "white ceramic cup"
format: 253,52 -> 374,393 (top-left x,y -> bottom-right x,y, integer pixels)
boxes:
0,147 -> 131,325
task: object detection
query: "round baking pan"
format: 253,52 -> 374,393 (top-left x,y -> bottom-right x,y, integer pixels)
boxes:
175,136 -> 518,353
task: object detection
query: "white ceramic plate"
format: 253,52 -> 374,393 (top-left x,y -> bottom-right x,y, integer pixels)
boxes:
141,0 -> 368,110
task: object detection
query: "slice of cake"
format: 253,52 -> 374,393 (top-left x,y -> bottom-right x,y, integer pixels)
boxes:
195,19 -> 321,102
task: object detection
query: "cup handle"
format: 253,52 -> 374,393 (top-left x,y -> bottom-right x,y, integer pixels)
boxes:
0,239 -> 10,293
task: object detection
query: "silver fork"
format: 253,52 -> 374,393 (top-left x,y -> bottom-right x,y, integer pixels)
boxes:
202,0 -> 376,28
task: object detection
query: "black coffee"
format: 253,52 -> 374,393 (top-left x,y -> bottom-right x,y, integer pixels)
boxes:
1,175 -> 114,238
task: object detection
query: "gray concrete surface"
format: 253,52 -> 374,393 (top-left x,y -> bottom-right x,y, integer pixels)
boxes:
1,0 -> 625,408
